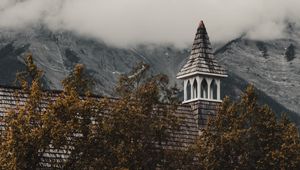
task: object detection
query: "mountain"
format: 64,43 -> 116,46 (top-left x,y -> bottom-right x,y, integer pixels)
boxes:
0,26 -> 299,126
0,27 -> 188,95
215,36 -> 300,121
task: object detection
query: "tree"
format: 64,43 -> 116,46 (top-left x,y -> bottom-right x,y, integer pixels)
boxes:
41,62 -> 184,169
103,63 -> 183,169
43,64 -> 110,169
0,58 -> 108,169
194,85 -> 300,169
0,56 -> 202,169
0,54 -> 50,169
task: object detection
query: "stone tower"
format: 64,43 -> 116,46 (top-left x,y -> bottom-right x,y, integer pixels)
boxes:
177,21 -> 227,129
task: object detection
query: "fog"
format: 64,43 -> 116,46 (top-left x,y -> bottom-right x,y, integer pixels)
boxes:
1,0 -> 300,47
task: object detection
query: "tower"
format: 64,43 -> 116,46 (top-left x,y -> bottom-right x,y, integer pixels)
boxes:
177,21 -> 227,128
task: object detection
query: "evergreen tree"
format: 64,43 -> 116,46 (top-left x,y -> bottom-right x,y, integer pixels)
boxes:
194,85 -> 300,169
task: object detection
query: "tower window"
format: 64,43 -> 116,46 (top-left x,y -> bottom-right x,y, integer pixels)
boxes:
193,79 -> 198,99
201,79 -> 208,98
211,79 -> 218,100
186,80 -> 191,100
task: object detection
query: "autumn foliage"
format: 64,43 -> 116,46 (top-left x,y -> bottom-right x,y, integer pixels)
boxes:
0,56 -> 183,169
0,55 -> 299,169
194,85 -> 300,169
0,55 -> 48,169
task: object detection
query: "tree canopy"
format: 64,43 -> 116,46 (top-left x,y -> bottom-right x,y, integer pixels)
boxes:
0,54 -> 49,169
106,63 -> 182,169
0,55 -> 299,169
194,85 -> 300,169
0,56 -> 183,169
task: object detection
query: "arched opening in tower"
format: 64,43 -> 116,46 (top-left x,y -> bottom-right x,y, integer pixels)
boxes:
193,79 -> 198,99
201,79 -> 208,98
186,80 -> 191,100
211,79 -> 218,100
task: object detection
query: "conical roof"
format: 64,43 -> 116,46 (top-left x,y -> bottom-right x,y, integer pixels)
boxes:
177,21 -> 227,79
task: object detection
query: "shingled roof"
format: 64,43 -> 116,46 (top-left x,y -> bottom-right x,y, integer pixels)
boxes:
177,21 -> 227,79
0,85 -> 208,168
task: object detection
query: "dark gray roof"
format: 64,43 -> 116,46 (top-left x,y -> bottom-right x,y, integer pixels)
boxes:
177,21 -> 227,78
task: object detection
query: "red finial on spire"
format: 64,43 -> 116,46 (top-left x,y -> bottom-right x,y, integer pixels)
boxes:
199,20 -> 205,28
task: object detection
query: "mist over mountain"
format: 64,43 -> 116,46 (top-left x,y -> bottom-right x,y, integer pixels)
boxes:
2,0 -> 300,48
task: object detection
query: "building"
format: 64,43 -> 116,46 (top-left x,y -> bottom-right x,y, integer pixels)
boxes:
177,20 -> 227,129
0,20 -> 227,168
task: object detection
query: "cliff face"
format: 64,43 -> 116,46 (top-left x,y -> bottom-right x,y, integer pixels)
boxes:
0,26 -> 299,126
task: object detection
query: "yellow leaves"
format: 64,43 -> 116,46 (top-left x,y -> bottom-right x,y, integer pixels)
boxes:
98,63 -> 184,169
0,59 -> 185,169
0,54 -> 48,169
195,84 -> 300,169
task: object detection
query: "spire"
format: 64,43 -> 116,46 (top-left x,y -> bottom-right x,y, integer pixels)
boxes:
177,20 -> 227,79
199,20 -> 205,28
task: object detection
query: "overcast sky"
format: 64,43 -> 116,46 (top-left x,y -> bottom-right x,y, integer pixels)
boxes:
0,0 -> 300,47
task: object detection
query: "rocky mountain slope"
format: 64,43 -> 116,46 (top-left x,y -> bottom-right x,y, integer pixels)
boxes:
0,27 -> 188,95
0,26 -> 299,126
216,36 -> 300,115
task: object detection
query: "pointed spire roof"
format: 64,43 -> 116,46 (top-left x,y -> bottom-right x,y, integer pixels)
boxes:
177,21 -> 227,79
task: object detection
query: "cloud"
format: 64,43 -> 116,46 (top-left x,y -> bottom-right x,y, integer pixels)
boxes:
247,21 -> 286,40
0,0 -> 62,29
1,0 -> 300,47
